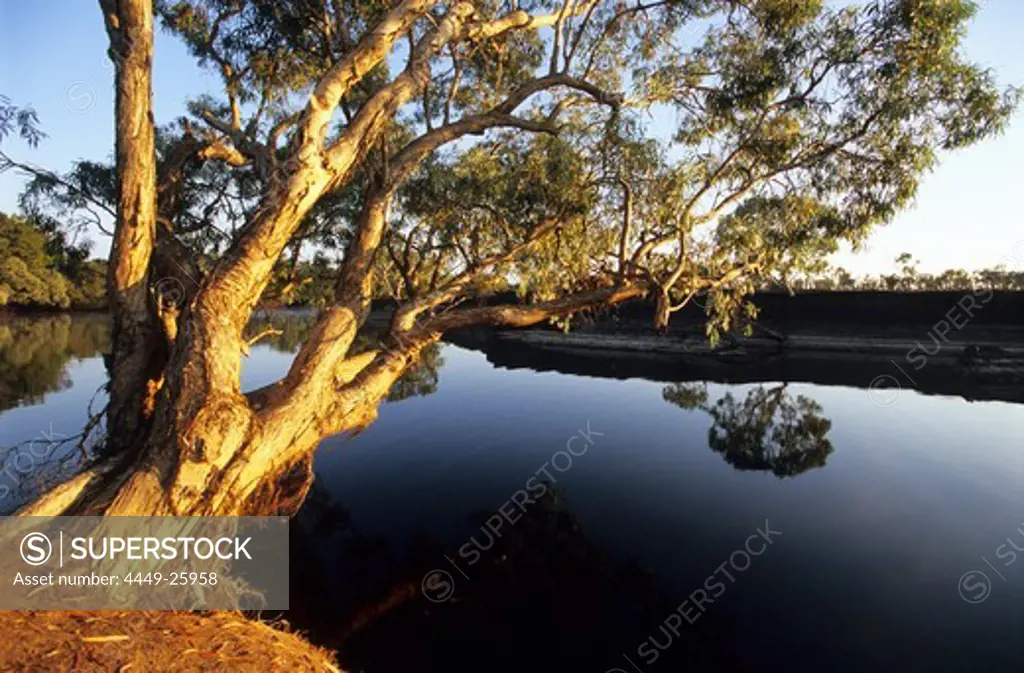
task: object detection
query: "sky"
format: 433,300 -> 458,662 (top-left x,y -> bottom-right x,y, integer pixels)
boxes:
1,1 -> 1022,277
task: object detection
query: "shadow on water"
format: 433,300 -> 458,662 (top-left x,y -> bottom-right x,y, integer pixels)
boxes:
234,313 -> 844,670
282,324 -> 1022,672
448,328 -> 1024,404
290,482 -> 766,673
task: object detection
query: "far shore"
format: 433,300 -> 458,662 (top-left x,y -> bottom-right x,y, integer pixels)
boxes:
5,290 -> 1022,405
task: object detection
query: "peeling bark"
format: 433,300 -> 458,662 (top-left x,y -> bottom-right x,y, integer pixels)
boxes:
96,0 -> 165,456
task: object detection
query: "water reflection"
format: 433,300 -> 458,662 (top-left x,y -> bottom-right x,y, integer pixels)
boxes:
0,311 -> 441,428
251,312 -> 834,481
288,379 -> 837,670
245,310 -> 443,402
452,330 -> 1024,404
662,383 -> 833,477
246,309 -> 318,353
385,345 -> 444,402
0,314 -> 110,413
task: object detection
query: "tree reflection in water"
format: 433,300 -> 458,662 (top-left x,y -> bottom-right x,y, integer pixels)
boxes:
0,310 -> 441,417
0,314 -> 110,413
280,339 -> 833,670
663,382 -> 833,477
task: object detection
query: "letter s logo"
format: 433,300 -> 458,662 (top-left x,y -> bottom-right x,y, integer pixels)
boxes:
20,533 -> 52,566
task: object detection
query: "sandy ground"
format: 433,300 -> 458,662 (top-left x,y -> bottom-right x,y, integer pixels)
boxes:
0,611 -> 340,672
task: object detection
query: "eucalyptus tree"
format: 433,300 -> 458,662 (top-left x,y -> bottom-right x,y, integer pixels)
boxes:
18,0 -> 1016,517
612,0 -> 1018,337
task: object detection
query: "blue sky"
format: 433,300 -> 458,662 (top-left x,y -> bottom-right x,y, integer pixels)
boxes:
1,1 -> 1022,276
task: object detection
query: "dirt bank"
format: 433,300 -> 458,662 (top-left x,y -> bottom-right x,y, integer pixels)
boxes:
0,610 -> 339,672
447,324 -> 1024,404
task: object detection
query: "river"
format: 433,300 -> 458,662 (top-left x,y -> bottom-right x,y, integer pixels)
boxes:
0,312 -> 1021,672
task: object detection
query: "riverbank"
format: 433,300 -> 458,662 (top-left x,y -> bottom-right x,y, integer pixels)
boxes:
0,610 -> 339,671
6,294 -> 1022,404
446,291 -> 1024,404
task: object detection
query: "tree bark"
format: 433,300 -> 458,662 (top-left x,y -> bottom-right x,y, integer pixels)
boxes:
99,0 -> 161,454
653,286 -> 671,335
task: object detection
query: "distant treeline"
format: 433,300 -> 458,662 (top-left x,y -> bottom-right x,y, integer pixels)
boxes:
779,253 -> 1024,292
0,213 -> 106,310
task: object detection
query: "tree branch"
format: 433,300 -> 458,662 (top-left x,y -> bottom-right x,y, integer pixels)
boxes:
299,0 -> 433,151
417,283 -> 646,334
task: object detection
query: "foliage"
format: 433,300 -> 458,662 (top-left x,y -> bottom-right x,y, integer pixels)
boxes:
1,0 -> 1019,516
614,0 -> 1019,336
0,213 -> 106,310
0,95 -> 45,148
396,132 -> 609,307
12,2 -> 1019,337
264,252 -> 340,307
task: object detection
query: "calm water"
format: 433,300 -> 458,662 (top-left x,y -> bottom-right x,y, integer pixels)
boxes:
1,313 -> 1022,672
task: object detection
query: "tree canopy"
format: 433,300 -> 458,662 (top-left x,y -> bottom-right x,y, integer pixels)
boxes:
13,0 -> 1018,335
664,382 -> 833,477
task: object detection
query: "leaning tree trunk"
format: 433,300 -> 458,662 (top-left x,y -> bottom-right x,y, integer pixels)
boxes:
20,280 -> 646,517
100,185 -> 423,517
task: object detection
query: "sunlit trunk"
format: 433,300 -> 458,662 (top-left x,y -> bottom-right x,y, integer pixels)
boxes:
653,286 -> 671,335
99,0 -> 161,454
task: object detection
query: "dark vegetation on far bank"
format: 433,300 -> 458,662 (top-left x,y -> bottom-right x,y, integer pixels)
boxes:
570,288 -> 1024,335
446,288 -> 1024,404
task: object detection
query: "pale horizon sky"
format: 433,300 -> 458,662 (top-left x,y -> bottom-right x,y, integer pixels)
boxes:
1,1 -> 1022,277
